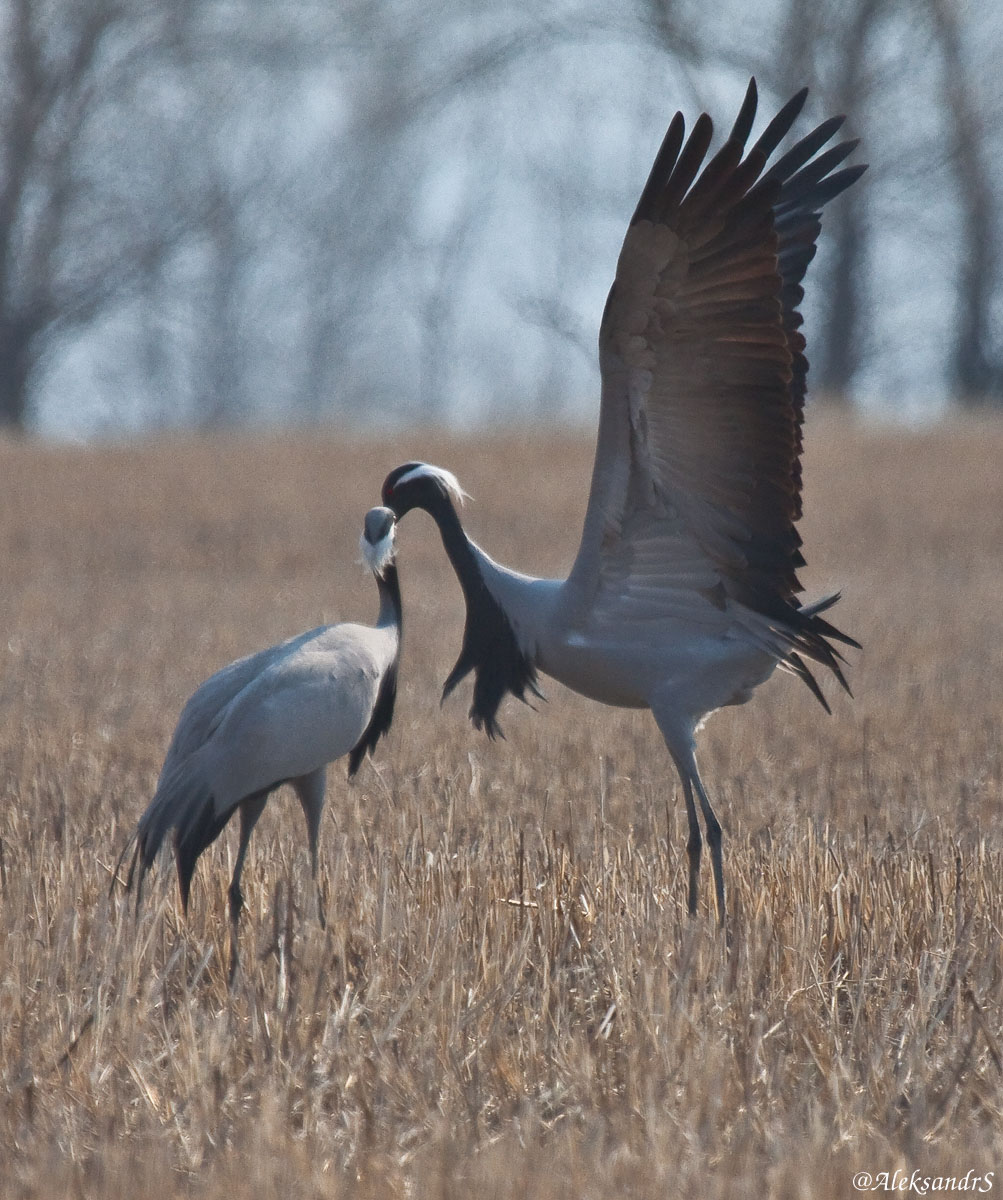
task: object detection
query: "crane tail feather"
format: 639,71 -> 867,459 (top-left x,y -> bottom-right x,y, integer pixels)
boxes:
775,592 -> 857,709
127,755 -> 232,914
798,591 -> 861,649
785,652 -> 832,714
174,795 -> 230,915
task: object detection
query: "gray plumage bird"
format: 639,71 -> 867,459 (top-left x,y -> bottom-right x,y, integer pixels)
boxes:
381,81 -> 863,924
117,506 -> 402,939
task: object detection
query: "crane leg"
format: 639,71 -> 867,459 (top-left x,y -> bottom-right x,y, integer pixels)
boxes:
689,767 -> 725,925
680,776 -> 702,917
227,792 -> 267,985
229,792 -> 268,926
652,704 -> 726,925
293,769 -> 327,929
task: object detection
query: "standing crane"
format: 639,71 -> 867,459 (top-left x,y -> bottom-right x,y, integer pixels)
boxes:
116,506 -> 402,970
381,80 -> 863,924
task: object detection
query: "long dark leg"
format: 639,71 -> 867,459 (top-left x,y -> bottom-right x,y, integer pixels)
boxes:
653,707 -> 726,925
690,768 -> 725,925
292,769 -> 327,929
229,793 -> 268,925
228,792 -> 267,984
680,776 -> 702,917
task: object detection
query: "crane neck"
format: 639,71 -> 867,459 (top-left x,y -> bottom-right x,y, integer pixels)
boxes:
421,491 -> 486,602
350,561 -> 401,777
375,562 -> 402,632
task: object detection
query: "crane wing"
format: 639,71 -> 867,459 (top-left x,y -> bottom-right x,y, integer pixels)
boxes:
566,79 -> 863,692
199,624 -> 393,803
158,626 -> 329,778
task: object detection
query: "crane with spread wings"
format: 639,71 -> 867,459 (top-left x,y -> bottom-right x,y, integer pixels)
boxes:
381,80 -> 864,924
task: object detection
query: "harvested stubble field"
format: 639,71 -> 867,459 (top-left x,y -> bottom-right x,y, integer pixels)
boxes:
1,418 -> 1002,1199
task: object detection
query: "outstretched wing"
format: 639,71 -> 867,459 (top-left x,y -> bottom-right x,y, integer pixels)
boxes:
566,79 -> 863,694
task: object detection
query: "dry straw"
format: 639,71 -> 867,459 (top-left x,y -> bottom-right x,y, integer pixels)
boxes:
1,422 -> 1001,1197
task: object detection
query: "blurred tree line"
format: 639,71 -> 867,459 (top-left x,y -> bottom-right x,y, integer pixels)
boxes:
0,0 -> 1000,435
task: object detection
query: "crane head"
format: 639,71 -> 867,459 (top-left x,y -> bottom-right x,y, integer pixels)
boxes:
381,462 -> 468,519
360,506 -> 397,576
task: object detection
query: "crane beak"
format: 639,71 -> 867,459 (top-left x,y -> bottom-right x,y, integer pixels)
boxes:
360,506 -> 397,576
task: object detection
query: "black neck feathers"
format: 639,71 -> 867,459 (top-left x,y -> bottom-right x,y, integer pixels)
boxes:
422,492 -> 540,739
348,563 -> 402,776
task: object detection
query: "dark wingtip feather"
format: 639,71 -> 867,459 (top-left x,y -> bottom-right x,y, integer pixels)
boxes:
752,86 -> 809,161
661,112 -> 715,210
632,111 -> 686,223
764,114 -> 846,186
728,77 -> 759,146
809,163 -> 868,208
781,138 -> 861,202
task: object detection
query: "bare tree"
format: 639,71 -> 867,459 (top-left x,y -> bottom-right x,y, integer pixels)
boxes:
9,0 -> 1003,432
929,0 -> 1003,407
780,0 -> 884,403
633,0 -> 876,407
0,1 -> 190,429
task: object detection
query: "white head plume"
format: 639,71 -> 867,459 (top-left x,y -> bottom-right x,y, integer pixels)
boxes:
360,506 -> 397,575
395,463 -> 469,507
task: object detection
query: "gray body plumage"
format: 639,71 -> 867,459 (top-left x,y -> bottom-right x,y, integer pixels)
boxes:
469,548 -> 778,715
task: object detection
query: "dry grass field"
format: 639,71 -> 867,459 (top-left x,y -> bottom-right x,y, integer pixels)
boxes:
1,418 -> 1002,1198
